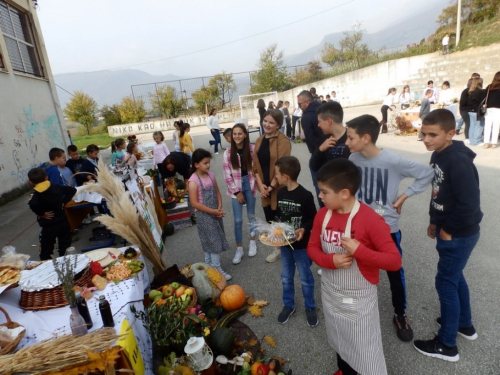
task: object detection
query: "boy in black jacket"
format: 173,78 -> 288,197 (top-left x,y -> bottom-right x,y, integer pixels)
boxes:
274,156 -> 318,327
28,168 -> 77,260
414,109 -> 483,362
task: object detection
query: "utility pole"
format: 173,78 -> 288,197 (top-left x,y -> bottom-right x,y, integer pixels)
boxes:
456,0 -> 462,46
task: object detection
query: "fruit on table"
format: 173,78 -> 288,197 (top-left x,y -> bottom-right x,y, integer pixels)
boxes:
184,287 -> 194,296
191,262 -> 227,300
162,286 -> 175,298
170,282 -> 180,290
209,327 -> 235,356
251,362 -> 263,375
257,365 -> 270,375
172,365 -> 195,375
175,286 -> 186,297
149,290 -> 162,300
220,284 -> 246,311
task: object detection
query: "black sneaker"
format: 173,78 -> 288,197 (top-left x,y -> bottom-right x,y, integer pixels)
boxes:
306,308 -> 319,327
393,314 -> 414,342
413,336 -> 459,362
277,306 -> 295,324
436,317 -> 478,340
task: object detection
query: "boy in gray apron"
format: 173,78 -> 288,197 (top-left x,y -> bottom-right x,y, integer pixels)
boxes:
307,159 -> 402,375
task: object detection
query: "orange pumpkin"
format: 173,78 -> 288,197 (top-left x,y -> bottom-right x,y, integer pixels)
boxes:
220,285 -> 246,311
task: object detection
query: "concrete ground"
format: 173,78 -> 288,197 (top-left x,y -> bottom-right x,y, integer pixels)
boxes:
1,104 -> 500,374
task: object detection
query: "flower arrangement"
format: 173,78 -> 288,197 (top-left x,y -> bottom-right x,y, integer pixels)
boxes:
127,134 -> 137,144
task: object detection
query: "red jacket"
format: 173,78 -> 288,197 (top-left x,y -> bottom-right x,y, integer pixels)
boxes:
307,203 -> 401,284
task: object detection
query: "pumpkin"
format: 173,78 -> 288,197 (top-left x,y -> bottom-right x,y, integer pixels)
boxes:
220,285 -> 246,311
251,361 -> 263,375
176,179 -> 186,190
173,365 -> 195,375
163,223 -> 175,237
209,327 -> 235,356
191,263 -> 226,300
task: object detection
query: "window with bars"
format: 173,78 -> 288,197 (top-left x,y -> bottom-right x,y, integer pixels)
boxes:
0,0 -> 43,76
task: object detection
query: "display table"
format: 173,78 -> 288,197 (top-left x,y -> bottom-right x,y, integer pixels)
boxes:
137,157 -> 155,172
0,250 -> 153,374
398,103 -> 459,130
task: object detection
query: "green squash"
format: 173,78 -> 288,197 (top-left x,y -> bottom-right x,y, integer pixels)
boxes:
176,179 -> 186,190
209,327 -> 235,356
163,223 -> 175,237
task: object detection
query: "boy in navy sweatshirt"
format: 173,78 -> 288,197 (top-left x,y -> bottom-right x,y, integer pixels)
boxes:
414,109 -> 482,362
28,168 -> 77,260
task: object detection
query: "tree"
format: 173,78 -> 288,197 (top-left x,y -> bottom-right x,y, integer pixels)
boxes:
208,72 -> 237,108
149,85 -> 185,118
250,44 -> 290,94
321,22 -> 371,68
100,104 -> 122,126
118,96 -> 146,124
191,85 -> 219,114
290,60 -> 324,86
63,91 -> 98,135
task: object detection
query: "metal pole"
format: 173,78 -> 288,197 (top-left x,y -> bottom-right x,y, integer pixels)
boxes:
456,0 -> 462,46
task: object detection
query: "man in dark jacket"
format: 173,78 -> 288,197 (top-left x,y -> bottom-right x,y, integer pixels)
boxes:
297,90 -> 326,206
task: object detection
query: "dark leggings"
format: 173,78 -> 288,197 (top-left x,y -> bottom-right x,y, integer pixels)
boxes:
460,110 -> 471,139
292,116 -> 300,137
387,231 -> 407,316
285,117 -> 292,138
337,353 -> 357,375
263,206 -> 276,223
381,105 -> 390,123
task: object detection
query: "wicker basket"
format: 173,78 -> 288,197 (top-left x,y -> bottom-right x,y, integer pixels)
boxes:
156,284 -> 197,312
19,267 -> 94,311
0,306 -> 25,355
68,172 -> 98,186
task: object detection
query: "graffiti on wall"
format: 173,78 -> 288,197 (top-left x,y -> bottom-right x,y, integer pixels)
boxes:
1,105 -> 64,188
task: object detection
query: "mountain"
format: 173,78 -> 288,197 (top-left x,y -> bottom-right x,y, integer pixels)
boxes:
283,2 -> 447,67
54,69 -> 186,108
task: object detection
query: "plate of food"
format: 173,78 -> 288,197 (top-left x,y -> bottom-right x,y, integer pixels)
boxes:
259,229 -> 297,247
84,249 -> 108,262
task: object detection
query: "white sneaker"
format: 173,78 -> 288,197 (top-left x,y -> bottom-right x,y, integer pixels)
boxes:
464,139 -> 470,144
232,247 -> 244,264
248,240 -> 257,257
477,143 -> 484,147
317,269 -> 322,276
266,247 -> 281,263
216,267 -> 232,281
214,152 -> 219,155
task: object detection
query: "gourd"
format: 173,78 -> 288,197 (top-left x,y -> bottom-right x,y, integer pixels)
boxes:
213,307 -> 248,330
209,327 -> 235,356
172,365 -> 195,375
163,223 -> 175,236
176,180 -> 186,190
220,285 -> 246,311
191,263 -> 226,300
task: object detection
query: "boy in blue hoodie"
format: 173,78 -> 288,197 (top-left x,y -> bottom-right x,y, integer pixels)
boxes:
414,109 -> 482,362
38,148 -> 71,186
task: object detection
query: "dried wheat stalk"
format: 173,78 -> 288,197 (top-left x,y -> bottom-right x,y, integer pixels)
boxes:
0,328 -> 118,374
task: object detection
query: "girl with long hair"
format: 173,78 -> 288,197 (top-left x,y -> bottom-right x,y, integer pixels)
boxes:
222,124 -> 257,264
483,71 -> 500,148
179,122 -> 194,156
257,99 -> 266,134
398,85 -> 413,109
207,108 -> 222,154
111,138 -> 126,166
152,131 -> 170,168
467,77 -> 486,146
172,120 -> 183,152
268,101 -> 276,110
380,88 -> 397,133
188,149 -> 231,280
253,109 -> 291,263
124,142 -> 139,168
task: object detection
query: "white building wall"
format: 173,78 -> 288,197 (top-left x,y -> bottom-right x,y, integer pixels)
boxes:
0,0 -> 68,204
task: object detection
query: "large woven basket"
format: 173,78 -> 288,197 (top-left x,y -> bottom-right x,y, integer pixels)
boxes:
0,306 -> 25,355
19,267 -> 94,311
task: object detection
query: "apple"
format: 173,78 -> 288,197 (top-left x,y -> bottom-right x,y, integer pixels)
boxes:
175,286 -> 186,298
170,282 -> 180,290
163,286 -> 175,298
149,290 -> 161,300
184,288 -> 194,296
189,307 -> 197,314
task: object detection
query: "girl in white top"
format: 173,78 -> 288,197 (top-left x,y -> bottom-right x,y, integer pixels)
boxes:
172,120 -> 182,152
380,88 -> 397,133
398,85 -> 414,106
439,81 -> 454,105
152,131 -> 170,168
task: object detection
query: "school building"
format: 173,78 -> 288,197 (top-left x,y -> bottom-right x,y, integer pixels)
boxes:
0,0 -> 68,205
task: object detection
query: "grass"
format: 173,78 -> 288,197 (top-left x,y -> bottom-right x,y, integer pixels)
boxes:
72,133 -> 117,155
455,17 -> 500,50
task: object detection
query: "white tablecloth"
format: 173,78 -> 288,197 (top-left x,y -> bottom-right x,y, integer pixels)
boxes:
0,249 -> 153,374
137,158 -> 155,172
73,186 -> 105,204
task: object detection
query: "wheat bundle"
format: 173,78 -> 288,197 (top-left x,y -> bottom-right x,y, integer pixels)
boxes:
79,160 -> 166,272
0,328 -> 118,374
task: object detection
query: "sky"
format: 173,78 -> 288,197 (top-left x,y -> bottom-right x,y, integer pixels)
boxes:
36,0 -> 447,77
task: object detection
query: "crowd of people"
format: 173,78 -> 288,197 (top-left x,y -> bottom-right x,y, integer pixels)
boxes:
25,71 -> 500,374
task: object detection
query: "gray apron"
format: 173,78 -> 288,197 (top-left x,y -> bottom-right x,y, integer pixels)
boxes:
195,173 -> 229,254
320,201 -> 387,375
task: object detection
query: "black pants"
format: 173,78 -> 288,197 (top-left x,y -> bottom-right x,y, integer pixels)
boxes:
381,105 -> 390,123
387,231 -> 407,316
263,206 -> 276,223
460,110 -> 471,139
337,353 -> 357,375
40,220 -> 71,260
292,116 -> 300,137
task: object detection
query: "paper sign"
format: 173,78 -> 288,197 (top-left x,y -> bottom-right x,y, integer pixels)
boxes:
118,318 -> 145,375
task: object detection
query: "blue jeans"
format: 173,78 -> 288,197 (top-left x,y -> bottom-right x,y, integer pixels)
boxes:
280,246 -> 316,309
309,158 -> 323,208
468,112 -> 484,145
231,176 -> 256,244
205,252 -> 221,268
435,229 -> 479,347
209,130 -> 222,152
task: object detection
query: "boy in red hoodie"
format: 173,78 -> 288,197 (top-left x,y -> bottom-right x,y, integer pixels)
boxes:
307,159 -> 401,375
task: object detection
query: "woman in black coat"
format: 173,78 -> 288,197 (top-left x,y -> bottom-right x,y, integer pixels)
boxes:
158,152 -> 191,184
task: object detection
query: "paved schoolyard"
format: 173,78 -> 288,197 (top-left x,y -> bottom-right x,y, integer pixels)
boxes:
1,104 -> 499,374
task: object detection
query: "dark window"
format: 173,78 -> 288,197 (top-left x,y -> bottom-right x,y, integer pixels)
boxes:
0,1 -> 43,76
